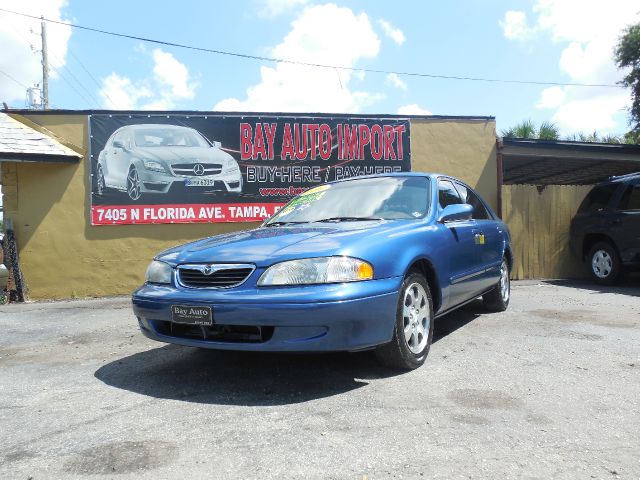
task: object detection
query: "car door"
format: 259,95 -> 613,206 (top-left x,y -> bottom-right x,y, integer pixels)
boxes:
437,178 -> 484,308
610,180 -> 640,264
453,181 -> 502,291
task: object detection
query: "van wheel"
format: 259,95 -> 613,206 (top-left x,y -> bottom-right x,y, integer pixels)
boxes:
375,273 -> 434,370
588,242 -> 621,285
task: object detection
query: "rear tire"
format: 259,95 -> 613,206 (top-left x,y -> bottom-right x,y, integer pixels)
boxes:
483,258 -> 510,312
375,273 -> 434,370
588,241 -> 621,285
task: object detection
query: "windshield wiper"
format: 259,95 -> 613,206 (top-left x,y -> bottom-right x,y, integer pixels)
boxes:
315,216 -> 383,223
264,221 -> 309,227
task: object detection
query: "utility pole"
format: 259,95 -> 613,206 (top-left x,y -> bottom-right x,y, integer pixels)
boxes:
41,16 -> 49,110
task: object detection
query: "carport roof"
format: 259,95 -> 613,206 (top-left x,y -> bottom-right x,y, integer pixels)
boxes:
501,138 -> 640,185
0,112 -> 82,163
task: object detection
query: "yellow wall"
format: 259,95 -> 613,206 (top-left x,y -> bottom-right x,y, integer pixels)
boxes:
503,184 -> 592,280
3,114 -> 497,299
411,118 -> 498,211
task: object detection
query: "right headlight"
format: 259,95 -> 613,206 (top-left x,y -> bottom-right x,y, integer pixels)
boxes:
257,256 -> 373,286
145,260 -> 173,284
143,160 -> 166,173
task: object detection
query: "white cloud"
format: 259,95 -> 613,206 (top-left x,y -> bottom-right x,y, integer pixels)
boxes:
386,73 -> 407,90
152,49 -> 196,100
502,0 -> 640,134
500,11 -> 534,40
551,91 -> 630,132
258,0 -> 308,17
536,86 -> 565,109
215,4 -> 382,113
397,104 -> 432,116
100,48 -> 197,110
0,0 -> 72,107
378,19 -> 406,45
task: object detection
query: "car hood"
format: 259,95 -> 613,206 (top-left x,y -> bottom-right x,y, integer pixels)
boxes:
132,146 -> 232,165
155,221 -> 399,267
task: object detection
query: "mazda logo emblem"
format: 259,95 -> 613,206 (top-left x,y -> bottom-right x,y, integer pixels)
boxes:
202,265 -> 215,275
193,164 -> 205,176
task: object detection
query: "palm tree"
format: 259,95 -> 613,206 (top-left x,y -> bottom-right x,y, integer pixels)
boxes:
538,121 -> 561,140
500,119 -> 537,139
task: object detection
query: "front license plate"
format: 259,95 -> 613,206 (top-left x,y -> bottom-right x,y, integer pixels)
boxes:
185,178 -> 216,187
171,305 -> 213,325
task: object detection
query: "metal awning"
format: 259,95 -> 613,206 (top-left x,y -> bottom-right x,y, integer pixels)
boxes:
501,138 -> 640,185
0,112 -> 82,163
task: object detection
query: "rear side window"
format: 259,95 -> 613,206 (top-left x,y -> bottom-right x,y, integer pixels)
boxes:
453,182 -> 490,220
617,183 -> 640,211
578,184 -> 618,213
438,180 -> 463,208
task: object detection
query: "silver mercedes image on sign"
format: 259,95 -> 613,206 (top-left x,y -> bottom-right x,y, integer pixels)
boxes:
95,124 -> 243,201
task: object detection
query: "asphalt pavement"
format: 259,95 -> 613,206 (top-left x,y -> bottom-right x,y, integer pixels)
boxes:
0,280 -> 639,479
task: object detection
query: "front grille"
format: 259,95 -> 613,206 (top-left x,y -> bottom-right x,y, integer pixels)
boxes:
171,163 -> 222,176
177,264 -> 254,288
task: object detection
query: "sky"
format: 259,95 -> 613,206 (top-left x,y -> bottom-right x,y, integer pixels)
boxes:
0,0 -> 639,137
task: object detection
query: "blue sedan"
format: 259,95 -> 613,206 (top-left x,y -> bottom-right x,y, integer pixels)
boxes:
132,173 -> 512,369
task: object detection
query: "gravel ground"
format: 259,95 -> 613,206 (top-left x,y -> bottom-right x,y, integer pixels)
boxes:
0,280 -> 639,480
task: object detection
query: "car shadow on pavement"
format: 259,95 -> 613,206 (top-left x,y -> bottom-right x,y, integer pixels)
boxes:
94,301 -> 484,407
543,276 -> 640,297
95,346 -> 401,406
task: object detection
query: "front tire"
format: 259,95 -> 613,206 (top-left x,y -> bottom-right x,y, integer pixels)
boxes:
375,273 -> 434,370
588,241 -> 621,285
127,166 -> 142,201
483,258 -> 510,312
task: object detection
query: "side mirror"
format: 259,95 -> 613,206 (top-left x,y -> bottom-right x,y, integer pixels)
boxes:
438,204 -> 473,223
212,141 -> 222,148
113,140 -> 125,149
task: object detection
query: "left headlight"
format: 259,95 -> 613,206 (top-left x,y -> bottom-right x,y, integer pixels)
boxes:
145,260 -> 173,284
258,256 -> 373,286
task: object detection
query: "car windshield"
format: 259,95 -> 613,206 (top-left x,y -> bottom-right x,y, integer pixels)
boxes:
133,128 -> 210,148
265,176 -> 430,225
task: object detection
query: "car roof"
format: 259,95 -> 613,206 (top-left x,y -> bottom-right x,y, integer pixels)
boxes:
603,172 -> 640,184
116,124 -> 194,131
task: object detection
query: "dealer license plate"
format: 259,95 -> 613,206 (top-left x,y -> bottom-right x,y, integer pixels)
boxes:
185,178 -> 216,187
171,305 -> 213,325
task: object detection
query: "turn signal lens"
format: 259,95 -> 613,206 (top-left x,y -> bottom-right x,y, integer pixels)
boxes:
357,262 -> 374,280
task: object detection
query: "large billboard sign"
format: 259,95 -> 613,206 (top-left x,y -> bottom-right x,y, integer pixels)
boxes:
89,114 -> 411,225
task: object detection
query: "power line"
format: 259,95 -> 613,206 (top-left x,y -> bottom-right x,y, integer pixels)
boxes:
48,66 -> 93,107
67,48 -> 114,105
0,6 -> 624,89
47,48 -> 101,106
0,69 -> 29,89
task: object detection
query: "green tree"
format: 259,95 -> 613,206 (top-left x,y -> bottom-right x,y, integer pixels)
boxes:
615,22 -> 640,133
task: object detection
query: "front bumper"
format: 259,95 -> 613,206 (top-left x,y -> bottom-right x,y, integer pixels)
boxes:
132,277 -> 402,352
139,169 -> 243,194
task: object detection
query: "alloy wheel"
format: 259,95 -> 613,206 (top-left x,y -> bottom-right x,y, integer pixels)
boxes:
127,167 -> 141,201
402,282 -> 430,354
500,260 -> 510,303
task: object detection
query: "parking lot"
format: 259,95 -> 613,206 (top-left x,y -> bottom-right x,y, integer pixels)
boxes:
1,280 -> 639,479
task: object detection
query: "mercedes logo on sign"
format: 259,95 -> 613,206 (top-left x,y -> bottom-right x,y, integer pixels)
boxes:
193,164 -> 205,176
